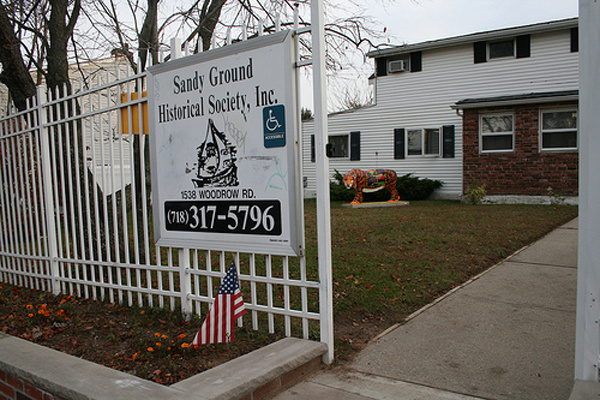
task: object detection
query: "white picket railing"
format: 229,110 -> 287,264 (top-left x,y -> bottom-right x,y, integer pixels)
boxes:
0,19 -> 329,356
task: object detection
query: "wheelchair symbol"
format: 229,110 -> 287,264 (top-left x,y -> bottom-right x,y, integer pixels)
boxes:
265,109 -> 282,131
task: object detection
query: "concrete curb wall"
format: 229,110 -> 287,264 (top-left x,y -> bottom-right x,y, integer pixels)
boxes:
0,333 -> 325,400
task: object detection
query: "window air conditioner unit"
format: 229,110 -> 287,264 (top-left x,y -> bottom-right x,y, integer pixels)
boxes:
389,60 -> 407,73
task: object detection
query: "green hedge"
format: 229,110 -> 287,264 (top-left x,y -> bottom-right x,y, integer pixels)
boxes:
330,169 -> 443,202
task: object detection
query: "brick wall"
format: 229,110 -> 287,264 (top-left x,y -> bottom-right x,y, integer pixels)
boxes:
462,102 -> 579,196
0,370 -> 60,400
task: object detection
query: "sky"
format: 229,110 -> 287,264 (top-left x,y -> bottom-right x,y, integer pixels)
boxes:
313,0 -> 579,110
371,0 -> 578,45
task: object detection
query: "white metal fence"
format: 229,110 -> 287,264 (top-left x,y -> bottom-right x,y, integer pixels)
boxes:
0,29 -> 326,353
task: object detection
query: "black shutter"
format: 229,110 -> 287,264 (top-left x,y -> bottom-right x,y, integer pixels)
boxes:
350,131 -> 360,161
310,134 -> 315,162
394,128 -> 405,159
474,41 -> 487,63
376,57 -> 388,76
571,27 -> 579,52
516,35 -> 531,58
410,51 -> 422,72
442,125 -> 455,158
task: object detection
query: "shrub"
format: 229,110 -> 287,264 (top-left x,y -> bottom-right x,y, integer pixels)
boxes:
464,181 -> 486,204
329,169 -> 443,201
396,173 -> 443,200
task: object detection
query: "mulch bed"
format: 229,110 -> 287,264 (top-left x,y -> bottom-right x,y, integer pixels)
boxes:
0,284 -> 284,385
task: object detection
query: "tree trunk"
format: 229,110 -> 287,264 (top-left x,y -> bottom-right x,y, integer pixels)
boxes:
0,3 -> 36,111
47,0 -> 80,95
138,0 -> 159,72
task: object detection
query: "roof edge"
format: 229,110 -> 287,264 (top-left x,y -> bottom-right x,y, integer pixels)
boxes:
368,17 -> 578,58
451,90 -> 579,109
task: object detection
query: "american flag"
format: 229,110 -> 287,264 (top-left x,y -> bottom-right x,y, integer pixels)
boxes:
191,262 -> 246,346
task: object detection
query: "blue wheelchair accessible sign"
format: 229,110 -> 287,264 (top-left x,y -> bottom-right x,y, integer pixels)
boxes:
263,105 -> 286,148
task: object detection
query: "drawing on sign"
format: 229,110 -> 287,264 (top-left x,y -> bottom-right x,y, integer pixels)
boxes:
193,119 -> 239,188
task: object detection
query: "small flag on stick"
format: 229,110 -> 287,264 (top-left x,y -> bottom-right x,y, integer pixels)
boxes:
191,262 -> 246,346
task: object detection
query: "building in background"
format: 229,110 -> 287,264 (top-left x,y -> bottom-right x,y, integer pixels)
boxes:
0,53 -> 138,195
302,18 -> 579,203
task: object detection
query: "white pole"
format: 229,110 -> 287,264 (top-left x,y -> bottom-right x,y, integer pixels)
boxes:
37,86 -> 60,295
575,0 -> 600,381
168,36 -> 193,320
311,0 -> 334,364
179,248 -> 192,320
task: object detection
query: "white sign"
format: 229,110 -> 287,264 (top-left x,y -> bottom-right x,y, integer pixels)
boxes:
148,31 -> 303,256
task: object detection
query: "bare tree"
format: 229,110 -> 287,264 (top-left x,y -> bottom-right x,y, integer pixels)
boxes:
0,1 -> 40,110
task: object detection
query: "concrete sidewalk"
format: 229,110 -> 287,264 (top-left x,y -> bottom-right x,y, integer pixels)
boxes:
275,218 -> 578,400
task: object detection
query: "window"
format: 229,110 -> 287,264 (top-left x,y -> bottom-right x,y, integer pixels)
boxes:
541,110 -> 577,150
474,35 -> 530,63
395,126 -> 454,159
407,128 -> 440,156
480,114 -> 514,153
328,135 -> 349,158
377,51 -> 422,76
489,40 -> 514,59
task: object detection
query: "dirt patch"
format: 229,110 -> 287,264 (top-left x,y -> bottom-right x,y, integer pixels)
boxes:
0,284 -> 283,385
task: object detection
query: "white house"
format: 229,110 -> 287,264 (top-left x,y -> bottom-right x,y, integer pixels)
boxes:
302,17 -> 579,201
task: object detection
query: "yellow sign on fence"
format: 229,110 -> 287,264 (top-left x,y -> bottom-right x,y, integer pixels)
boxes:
120,91 -> 148,134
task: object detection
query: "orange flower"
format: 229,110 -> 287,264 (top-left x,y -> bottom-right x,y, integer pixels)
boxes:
161,334 -> 168,339
28,313 -> 34,318
60,299 -> 67,304
40,304 -> 47,310
154,333 -> 161,337
147,347 -> 154,352
155,342 -> 161,347
181,343 -> 190,349
132,352 -> 138,361
26,304 -> 33,309
177,333 -> 187,339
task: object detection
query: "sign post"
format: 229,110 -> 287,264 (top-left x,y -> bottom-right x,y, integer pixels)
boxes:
575,0 -> 600,382
148,31 -> 303,257
312,0 -> 334,364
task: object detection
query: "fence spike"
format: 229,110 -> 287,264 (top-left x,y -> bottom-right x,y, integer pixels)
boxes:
170,37 -> 182,60
294,5 -> 299,31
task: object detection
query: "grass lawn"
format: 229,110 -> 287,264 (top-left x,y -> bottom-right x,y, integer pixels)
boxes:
305,200 -> 578,359
0,200 -> 578,381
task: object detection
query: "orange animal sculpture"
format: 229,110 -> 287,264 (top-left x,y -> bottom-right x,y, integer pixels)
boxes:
343,169 -> 401,205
